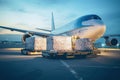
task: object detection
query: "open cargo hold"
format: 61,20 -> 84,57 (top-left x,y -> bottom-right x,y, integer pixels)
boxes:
47,36 -> 72,51
75,38 -> 93,51
25,37 -> 46,51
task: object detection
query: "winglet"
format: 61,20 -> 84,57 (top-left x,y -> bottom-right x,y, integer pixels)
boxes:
51,12 -> 55,31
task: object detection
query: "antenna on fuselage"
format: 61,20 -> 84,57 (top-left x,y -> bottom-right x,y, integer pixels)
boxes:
51,12 -> 55,31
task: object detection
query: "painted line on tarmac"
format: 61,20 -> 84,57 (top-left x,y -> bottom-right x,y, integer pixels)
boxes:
60,60 -> 83,80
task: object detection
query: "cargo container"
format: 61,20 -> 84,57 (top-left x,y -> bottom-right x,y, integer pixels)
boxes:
21,36 -> 100,57
21,36 -> 46,55
47,36 -> 72,51
25,36 -> 46,51
42,36 -> 100,58
75,38 -> 93,50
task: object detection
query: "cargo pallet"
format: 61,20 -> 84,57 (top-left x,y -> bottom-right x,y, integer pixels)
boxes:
42,49 -> 100,59
21,49 -> 42,55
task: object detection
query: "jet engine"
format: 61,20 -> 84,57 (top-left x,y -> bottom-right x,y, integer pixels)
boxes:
104,36 -> 118,46
22,33 -> 33,43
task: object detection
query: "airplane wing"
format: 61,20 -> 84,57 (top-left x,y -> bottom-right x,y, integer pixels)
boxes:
102,34 -> 120,38
0,26 -> 50,37
36,28 -> 52,32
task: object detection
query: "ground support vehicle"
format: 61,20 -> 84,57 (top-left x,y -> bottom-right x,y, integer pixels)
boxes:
42,49 -> 100,59
21,49 -> 42,55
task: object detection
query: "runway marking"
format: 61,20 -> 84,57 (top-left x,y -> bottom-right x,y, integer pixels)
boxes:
60,60 -> 83,80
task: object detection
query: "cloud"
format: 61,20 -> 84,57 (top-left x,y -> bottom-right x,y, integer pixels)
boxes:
0,0 -> 120,35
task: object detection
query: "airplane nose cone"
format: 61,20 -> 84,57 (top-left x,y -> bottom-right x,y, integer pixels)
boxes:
93,25 -> 106,40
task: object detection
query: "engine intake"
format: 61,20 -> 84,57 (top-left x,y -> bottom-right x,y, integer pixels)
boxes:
105,38 -> 118,46
110,38 -> 118,46
22,33 -> 32,43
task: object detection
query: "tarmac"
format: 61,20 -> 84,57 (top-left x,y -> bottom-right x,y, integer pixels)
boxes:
0,48 -> 120,80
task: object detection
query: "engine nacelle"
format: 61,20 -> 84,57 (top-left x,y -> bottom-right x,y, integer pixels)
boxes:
110,38 -> 118,46
105,38 -> 118,46
22,33 -> 32,43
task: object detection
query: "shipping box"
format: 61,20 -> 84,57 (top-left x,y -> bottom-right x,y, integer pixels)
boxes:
47,36 -> 72,51
25,37 -> 46,51
75,38 -> 93,50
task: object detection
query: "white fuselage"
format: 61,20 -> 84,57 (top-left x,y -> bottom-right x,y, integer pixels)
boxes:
63,25 -> 106,41
51,14 -> 106,41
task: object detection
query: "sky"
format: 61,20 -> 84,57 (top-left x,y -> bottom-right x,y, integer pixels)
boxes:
0,0 -> 120,41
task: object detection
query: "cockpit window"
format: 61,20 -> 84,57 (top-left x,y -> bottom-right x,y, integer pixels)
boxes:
75,15 -> 103,27
92,16 -> 101,20
80,15 -> 101,22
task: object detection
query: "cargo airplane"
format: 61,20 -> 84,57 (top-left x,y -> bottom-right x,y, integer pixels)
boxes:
0,13 -> 119,46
